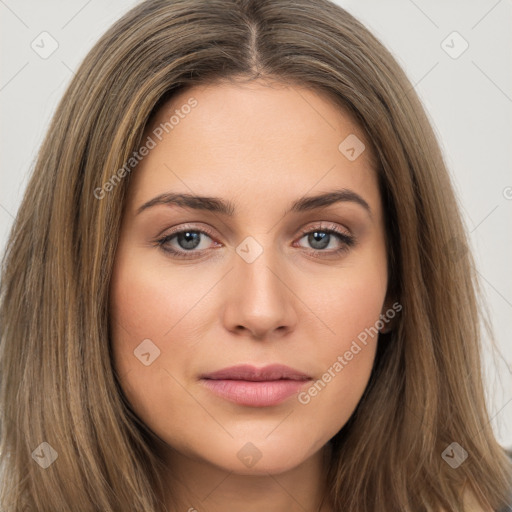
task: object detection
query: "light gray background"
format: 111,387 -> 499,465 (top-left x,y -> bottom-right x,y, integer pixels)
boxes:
1,1 -> 511,448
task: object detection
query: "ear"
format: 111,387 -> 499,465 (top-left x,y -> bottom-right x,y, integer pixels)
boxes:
379,296 -> 401,334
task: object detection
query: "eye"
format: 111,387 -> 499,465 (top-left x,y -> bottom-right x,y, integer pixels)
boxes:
154,222 -> 356,259
155,224 -> 219,259
294,223 -> 356,256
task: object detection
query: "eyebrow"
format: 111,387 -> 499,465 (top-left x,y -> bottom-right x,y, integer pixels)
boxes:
136,188 -> 372,217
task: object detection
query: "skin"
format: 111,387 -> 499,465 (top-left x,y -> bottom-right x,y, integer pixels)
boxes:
109,78 -> 391,512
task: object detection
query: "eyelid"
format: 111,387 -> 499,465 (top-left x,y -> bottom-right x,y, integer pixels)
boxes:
159,222 -> 217,240
296,221 -> 352,238
154,221 -> 356,258
157,221 -> 351,240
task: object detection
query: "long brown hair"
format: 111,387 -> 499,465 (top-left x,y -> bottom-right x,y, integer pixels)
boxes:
1,0 -> 510,510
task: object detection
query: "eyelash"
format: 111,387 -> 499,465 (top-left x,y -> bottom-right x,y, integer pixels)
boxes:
154,223 -> 356,260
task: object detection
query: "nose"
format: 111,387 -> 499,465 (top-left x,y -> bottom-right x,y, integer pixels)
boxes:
221,240 -> 299,340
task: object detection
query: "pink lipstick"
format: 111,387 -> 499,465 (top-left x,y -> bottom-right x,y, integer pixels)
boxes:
200,364 -> 311,407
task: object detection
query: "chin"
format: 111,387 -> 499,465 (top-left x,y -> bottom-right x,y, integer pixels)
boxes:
197,438 -> 321,476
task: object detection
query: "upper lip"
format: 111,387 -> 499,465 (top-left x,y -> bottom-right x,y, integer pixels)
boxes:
200,364 -> 311,382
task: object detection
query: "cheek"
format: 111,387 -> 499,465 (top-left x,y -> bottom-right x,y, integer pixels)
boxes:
306,256 -> 387,347
109,251 -> 209,369
296,261 -> 386,423
109,264 -> 190,433
109,259 -> 191,338
108,250 -> 211,419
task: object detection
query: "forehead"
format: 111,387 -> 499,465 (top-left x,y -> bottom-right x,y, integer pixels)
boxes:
126,79 -> 381,219
146,79 -> 374,161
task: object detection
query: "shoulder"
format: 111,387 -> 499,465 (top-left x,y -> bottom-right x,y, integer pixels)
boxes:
454,448 -> 512,512
437,484 -> 493,512
460,449 -> 512,512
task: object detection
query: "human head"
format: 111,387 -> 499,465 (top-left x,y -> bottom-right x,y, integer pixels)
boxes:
109,77 -> 390,489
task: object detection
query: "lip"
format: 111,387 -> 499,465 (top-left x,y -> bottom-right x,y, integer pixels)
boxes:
200,364 -> 312,407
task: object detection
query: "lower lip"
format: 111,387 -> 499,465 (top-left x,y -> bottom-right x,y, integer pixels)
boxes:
201,378 -> 309,407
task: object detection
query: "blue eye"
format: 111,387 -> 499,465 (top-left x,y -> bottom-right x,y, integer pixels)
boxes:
155,223 -> 356,259
295,225 -> 355,253
155,226 -> 217,259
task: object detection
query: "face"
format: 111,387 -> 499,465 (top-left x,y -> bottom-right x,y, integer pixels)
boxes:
109,79 -> 389,476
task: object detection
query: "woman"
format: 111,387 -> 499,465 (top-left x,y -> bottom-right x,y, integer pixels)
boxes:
0,0 -> 510,510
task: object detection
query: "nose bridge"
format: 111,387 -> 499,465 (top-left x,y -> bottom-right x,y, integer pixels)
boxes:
234,233 -> 286,299
221,231 -> 296,337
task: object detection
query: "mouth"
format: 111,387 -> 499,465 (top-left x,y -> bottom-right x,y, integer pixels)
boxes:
200,364 -> 312,407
